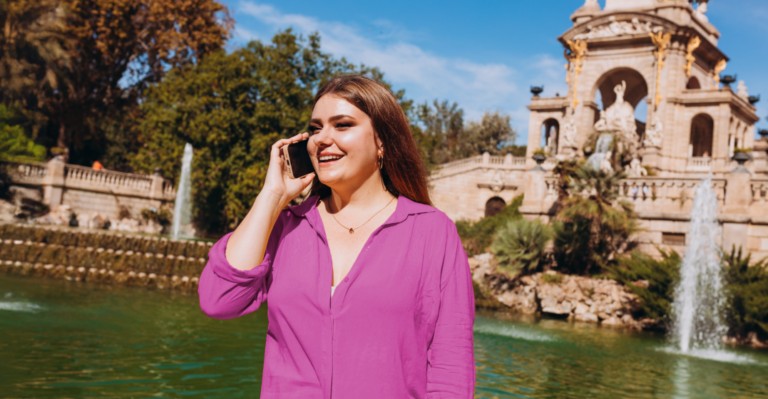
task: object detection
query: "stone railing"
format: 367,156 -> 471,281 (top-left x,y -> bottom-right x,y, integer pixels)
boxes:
432,153 -> 527,178
687,156 -> 712,171
618,176 -> 727,207
2,161 -> 48,185
2,159 -> 176,219
64,164 -> 155,194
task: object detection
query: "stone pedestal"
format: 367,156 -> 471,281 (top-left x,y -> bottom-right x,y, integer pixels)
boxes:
639,146 -> 661,173
42,158 -> 65,207
723,161 -> 751,215
521,161 -> 549,215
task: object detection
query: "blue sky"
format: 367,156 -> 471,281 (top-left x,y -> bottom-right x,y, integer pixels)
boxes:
218,0 -> 768,144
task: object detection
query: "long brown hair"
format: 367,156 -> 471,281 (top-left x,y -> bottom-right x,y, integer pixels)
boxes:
309,75 -> 431,205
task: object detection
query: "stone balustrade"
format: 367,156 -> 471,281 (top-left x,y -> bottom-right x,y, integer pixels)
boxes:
431,153 -> 527,179
64,164 -> 155,194
686,156 -> 712,171
619,176 -> 726,206
2,159 -> 176,220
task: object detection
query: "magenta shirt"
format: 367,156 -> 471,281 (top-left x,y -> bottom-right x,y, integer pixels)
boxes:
198,195 -> 476,398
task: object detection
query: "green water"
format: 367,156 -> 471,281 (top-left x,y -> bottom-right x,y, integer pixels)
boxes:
1,275 -> 767,399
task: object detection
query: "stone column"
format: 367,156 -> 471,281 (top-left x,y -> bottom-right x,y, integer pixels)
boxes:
43,158 -> 66,208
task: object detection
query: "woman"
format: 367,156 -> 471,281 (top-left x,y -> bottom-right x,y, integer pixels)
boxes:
198,75 -> 475,398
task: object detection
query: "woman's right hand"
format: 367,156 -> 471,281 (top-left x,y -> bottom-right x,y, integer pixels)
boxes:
260,132 -> 316,207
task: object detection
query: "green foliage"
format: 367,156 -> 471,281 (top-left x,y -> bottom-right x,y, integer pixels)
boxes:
609,249 -> 681,324
131,30 -> 388,236
540,273 -> 564,285
456,195 -> 523,256
414,100 -> 516,168
553,165 -> 637,274
491,218 -> 552,277
464,112 -> 515,156
0,105 -> 46,162
723,247 -> 768,341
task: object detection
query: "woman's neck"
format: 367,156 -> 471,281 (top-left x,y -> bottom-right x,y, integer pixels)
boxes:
325,173 -> 393,213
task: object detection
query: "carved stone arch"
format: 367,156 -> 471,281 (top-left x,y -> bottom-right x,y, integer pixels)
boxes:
541,118 -> 560,153
686,76 -> 701,89
690,113 -> 714,157
484,197 -> 506,217
592,67 -> 649,110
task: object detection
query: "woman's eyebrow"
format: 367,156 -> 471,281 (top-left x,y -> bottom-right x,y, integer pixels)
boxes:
310,114 -> 354,124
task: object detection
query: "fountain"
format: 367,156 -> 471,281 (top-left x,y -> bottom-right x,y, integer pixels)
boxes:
671,176 -> 727,353
586,133 -> 614,170
171,143 -> 194,240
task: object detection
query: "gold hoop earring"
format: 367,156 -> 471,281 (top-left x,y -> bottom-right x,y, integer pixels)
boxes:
377,154 -> 384,170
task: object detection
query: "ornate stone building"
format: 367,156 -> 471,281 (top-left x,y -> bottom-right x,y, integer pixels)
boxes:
429,0 -> 768,257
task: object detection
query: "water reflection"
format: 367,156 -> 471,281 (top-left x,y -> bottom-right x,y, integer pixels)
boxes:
2,276 -> 767,399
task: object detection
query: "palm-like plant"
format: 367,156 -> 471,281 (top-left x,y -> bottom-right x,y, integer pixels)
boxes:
491,218 -> 552,277
553,164 -> 637,275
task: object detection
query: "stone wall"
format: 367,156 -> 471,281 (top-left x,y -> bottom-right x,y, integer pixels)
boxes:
0,224 -> 209,292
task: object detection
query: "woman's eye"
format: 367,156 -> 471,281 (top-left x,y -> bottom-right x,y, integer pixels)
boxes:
308,126 -> 320,134
336,123 -> 352,129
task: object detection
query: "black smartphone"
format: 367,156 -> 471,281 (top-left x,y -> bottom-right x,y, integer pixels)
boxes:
282,139 -> 315,179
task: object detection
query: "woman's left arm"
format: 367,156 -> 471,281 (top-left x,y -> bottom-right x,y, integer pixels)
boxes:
426,220 -> 476,398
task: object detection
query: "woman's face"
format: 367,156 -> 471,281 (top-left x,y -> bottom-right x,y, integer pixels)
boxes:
307,94 -> 381,190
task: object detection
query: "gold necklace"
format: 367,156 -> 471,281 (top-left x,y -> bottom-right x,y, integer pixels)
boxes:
329,195 -> 396,234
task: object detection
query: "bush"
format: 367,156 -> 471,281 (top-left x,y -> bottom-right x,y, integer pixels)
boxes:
552,165 -> 637,274
455,195 -> 523,256
608,249 -> 681,326
490,218 -> 551,278
723,247 -> 768,341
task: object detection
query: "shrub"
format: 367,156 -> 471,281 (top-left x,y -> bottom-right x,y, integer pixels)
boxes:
456,195 -> 523,256
490,218 -> 551,278
723,247 -> 768,341
552,165 -> 637,274
608,249 -> 681,326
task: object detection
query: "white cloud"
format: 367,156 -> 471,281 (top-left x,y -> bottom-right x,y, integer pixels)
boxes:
234,1 -> 572,144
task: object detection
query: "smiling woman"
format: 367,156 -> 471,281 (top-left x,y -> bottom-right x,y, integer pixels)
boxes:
198,75 -> 476,398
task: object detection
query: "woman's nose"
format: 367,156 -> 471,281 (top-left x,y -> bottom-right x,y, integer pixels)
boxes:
311,128 -> 333,146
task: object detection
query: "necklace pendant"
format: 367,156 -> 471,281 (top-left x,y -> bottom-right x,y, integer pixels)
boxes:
348,228 -> 355,234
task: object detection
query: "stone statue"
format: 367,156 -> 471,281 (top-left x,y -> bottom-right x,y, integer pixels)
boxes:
737,81 -> 749,98
594,81 -> 637,139
546,132 -> 557,154
605,81 -> 636,135
600,151 -> 614,173
627,157 -> 647,177
644,116 -> 663,147
561,118 -> 577,148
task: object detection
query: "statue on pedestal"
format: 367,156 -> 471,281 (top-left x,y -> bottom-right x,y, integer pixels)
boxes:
644,116 -> 663,148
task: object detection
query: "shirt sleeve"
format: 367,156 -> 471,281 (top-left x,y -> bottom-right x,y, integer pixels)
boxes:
426,219 -> 476,398
197,211 -> 286,319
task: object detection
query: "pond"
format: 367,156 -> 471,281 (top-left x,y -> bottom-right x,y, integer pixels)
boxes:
1,274 -> 767,398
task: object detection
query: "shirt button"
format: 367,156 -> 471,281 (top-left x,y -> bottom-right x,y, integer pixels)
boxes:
344,277 -> 349,282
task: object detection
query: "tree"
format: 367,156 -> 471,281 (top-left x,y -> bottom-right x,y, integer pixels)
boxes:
2,0 -> 232,166
0,104 -> 46,163
553,164 -> 637,274
415,99 -> 465,165
464,111 -> 515,156
0,0 -> 74,137
131,30 -> 395,236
